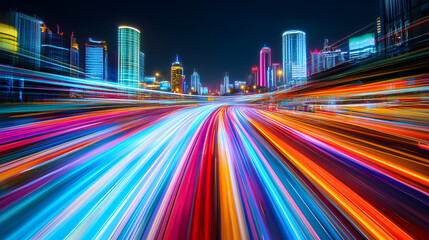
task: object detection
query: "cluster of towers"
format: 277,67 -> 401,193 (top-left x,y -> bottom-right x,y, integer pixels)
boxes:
245,30 -> 307,92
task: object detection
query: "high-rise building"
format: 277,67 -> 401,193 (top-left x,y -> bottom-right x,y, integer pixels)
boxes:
0,23 -> 18,53
349,33 -> 376,60
85,38 -> 108,81
220,84 -> 225,95
118,26 -> 140,89
234,81 -> 246,90
251,67 -> 259,87
246,72 -> 254,87
41,24 -> 70,75
271,63 -> 282,88
191,69 -> 200,94
139,52 -> 145,82
183,74 -> 188,93
224,72 -> 230,93
378,0 -> 428,55
310,39 -> 347,75
0,23 -> 20,101
11,11 -> 43,70
282,30 -> 307,86
259,46 -> 271,87
310,50 -> 323,75
171,55 -> 183,93
70,33 -> 79,77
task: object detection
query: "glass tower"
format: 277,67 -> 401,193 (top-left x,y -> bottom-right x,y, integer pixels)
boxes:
224,72 -> 230,93
70,33 -> 79,77
259,46 -> 271,87
171,55 -> 183,93
139,52 -> 145,83
271,63 -> 281,88
12,11 -> 43,70
191,69 -> 200,94
41,25 -> 70,75
282,30 -> 307,86
85,38 -> 108,81
118,26 -> 140,89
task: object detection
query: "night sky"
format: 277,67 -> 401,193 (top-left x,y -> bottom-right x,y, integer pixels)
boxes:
2,0 -> 376,90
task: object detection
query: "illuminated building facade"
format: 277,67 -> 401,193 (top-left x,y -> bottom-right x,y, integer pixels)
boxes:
183,75 -> 188,93
11,11 -> 43,70
220,84 -> 225,95
41,25 -> 70,75
310,50 -> 323,75
159,81 -> 171,92
282,30 -> 307,86
349,33 -> 376,59
0,23 -> 18,53
310,39 -> 347,75
246,72 -> 254,87
0,23 -> 19,101
191,69 -> 200,94
171,55 -> 183,93
85,38 -> 108,81
271,63 -> 282,88
140,52 -> 144,82
259,46 -> 271,87
234,81 -> 246,90
224,72 -> 230,93
251,67 -> 259,87
378,0 -> 429,55
118,26 -> 140,89
70,33 -> 79,77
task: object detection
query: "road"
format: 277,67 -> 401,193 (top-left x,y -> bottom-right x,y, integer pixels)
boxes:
0,103 -> 428,239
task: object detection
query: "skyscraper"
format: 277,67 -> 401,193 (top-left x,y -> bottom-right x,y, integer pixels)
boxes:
139,52 -> 145,82
85,38 -> 108,81
70,33 -> 79,77
224,72 -> 230,93
0,23 -> 18,53
310,50 -> 323,75
271,63 -> 282,88
41,24 -> 70,75
246,72 -> 254,87
259,46 -> 271,87
378,0 -> 428,55
171,55 -> 183,93
183,74 -> 188,93
191,69 -> 200,94
11,11 -> 43,70
251,67 -> 259,87
282,30 -> 307,86
118,26 -> 140,89
310,39 -> 347,75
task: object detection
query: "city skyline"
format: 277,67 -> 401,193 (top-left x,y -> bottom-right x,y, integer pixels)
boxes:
0,0 -> 428,239
0,0 -> 377,89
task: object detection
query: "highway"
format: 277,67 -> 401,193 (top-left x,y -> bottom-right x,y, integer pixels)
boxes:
0,103 -> 427,239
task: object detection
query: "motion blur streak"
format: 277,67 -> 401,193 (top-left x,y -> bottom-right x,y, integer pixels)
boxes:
0,100 -> 427,239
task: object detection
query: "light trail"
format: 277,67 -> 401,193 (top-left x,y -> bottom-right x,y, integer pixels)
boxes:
0,101 -> 427,239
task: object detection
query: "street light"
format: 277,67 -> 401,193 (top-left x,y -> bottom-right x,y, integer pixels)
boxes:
253,85 -> 256,89
155,73 -> 160,77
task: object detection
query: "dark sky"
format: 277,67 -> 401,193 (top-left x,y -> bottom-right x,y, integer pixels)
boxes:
3,0 -> 376,90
